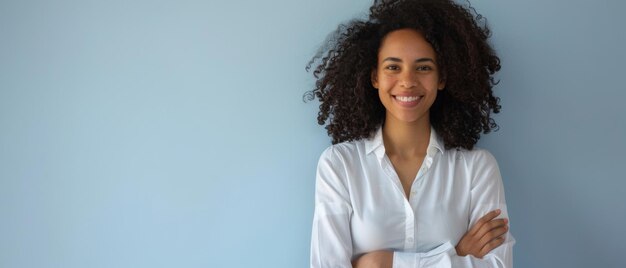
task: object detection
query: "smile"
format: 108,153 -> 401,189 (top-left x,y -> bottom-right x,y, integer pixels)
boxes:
395,95 -> 421,102
393,95 -> 423,108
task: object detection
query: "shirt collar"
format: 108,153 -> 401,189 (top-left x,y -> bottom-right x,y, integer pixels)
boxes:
364,126 -> 445,159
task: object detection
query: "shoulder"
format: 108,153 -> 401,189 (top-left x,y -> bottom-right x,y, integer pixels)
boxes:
446,146 -> 498,166
317,139 -> 367,165
447,147 -> 502,186
314,140 -> 367,198
460,147 -> 497,164
443,147 -> 501,179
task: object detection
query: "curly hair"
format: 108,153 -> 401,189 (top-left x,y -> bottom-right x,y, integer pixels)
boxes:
304,0 -> 501,150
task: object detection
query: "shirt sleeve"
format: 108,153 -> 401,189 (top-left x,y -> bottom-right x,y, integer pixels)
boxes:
310,146 -> 354,268
392,149 -> 515,268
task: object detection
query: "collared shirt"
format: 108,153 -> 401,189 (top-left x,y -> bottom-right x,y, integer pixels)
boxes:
310,127 -> 514,268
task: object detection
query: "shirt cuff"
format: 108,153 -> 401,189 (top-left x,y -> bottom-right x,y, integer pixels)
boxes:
392,241 -> 454,268
393,251 -> 418,267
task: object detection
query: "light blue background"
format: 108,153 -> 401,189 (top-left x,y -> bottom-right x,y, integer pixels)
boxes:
1,0 -> 625,267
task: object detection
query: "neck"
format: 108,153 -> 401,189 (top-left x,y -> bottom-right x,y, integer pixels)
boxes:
382,114 -> 431,159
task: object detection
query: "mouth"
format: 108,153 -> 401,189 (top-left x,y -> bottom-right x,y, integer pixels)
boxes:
393,95 -> 423,107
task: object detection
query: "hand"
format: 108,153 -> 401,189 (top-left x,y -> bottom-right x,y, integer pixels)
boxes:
455,209 -> 509,258
352,250 -> 393,268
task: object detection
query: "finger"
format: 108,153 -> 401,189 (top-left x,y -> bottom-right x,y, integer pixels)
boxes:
471,221 -> 507,253
475,218 -> 508,240
478,225 -> 508,247
474,219 -> 508,239
478,235 -> 506,258
469,210 -> 501,235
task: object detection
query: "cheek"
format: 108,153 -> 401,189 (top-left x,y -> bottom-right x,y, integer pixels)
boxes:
378,74 -> 397,88
419,75 -> 441,89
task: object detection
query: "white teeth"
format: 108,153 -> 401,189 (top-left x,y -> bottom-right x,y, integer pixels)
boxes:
395,95 -> 420,102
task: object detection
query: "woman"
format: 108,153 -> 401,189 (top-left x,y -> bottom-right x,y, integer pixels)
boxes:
306,0 -> 514,267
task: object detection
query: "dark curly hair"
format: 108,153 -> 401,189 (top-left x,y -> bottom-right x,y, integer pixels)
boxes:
304,0 -> 501,150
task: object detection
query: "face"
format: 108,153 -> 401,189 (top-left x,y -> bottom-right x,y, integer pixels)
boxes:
371,28 -> 445,125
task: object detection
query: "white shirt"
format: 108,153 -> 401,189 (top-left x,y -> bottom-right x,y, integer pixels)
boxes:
310,127 -> 515,268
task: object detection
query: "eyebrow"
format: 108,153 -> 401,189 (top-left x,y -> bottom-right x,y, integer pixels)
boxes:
382,57 -> 435,63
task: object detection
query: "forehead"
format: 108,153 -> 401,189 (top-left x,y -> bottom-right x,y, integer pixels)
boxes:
378,28 -> 436,60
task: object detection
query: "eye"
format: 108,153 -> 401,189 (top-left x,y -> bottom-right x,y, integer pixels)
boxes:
416,65 -> 433,71
385,65 -> 400,71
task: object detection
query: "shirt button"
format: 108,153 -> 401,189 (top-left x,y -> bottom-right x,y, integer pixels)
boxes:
407,237 -> 414,243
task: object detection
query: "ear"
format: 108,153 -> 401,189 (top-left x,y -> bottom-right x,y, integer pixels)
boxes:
437,79 -> 446,90
371,69 -> 379,89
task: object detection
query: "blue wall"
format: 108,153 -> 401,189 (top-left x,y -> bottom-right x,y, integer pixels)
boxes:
472,1 -> 626,267
1,0 -> 624,267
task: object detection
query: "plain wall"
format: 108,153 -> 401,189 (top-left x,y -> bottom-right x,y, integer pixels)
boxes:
1,0 -> 624,267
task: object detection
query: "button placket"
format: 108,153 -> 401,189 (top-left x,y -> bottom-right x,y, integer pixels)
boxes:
403,203 -> 415,250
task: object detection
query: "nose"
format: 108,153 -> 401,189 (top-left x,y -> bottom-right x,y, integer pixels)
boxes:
399,71 -> 417,88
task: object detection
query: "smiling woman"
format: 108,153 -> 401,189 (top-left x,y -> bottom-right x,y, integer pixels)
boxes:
305,0 -> 513,267
372,29 -> 445,130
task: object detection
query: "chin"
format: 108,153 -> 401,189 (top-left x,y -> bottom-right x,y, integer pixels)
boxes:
391,111 -> 429,124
